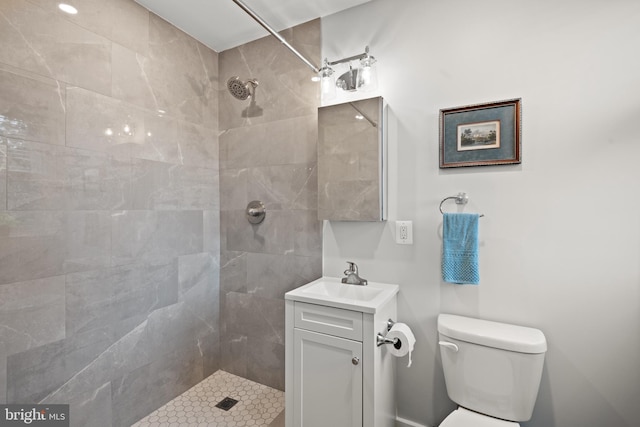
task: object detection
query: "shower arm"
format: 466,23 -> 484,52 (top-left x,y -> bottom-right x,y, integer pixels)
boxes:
231,0 -> 321,73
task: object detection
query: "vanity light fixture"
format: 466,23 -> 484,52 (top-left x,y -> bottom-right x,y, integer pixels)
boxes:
58,3 -> 78,14
318,46 -> 378,99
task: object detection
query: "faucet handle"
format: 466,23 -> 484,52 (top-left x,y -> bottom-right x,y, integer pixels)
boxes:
344,261 -> 358,275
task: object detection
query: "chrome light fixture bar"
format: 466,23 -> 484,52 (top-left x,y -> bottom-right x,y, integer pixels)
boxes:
232,0 -> 378,97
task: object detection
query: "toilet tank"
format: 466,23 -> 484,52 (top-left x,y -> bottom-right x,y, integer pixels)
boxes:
437,314 -> 547,422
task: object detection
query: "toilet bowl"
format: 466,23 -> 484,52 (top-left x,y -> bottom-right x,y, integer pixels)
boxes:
437,314 -> 547,426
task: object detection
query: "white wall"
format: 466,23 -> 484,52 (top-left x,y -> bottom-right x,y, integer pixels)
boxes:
321,1 -> 640,426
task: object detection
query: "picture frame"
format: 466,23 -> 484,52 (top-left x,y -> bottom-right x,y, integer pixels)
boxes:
439,98 -> 521,168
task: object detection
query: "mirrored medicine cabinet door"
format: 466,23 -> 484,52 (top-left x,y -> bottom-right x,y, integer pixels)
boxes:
317,96 -> 386,221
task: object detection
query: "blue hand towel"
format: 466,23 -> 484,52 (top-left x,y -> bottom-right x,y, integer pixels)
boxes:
442,213 -> 480,285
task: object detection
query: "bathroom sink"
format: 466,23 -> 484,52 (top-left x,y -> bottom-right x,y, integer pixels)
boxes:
302,280 -> 384,301
285,277 -> 399,313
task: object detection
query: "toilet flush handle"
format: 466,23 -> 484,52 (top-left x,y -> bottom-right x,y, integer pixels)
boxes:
438,341 -> 459,352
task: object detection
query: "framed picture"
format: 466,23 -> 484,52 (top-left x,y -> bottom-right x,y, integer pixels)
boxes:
440,98 -> 521,168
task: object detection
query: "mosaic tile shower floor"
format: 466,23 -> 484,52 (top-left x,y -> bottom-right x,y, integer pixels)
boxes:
132,370 -> 285,427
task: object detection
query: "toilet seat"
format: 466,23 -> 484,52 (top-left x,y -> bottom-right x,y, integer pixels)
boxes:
440,408 -> 519,427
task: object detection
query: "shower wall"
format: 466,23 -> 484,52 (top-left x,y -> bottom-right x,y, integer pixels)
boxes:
0,1 -> 220,426
219,19 -> 323,391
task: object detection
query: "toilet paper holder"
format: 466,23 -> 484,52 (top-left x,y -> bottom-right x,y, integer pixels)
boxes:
376,319 -> 399,347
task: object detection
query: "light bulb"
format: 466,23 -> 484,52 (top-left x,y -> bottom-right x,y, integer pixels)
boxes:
319,60 -> 336,101
357,55 -> 378,91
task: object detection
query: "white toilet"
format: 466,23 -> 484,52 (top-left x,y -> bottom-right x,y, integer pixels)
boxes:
437,314 -> 547,426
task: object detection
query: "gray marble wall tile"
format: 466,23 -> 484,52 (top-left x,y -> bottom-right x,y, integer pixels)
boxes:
177,121 -> 219,169
218,20 -> 320,129
99,0 -> 150,56
133,111 -> 179,163
246,253 -> 322,299
245,337 -> 285,391
111,43 -> 155,110
66,261 -> 179,336
0,211 -> 111,285
6,315 -> 144,404
220,332 -> 247,379
27,0 -> 149,55
64,211 -> 113,272
292,209 -> 323,257
223,209 -> 295,255
1,0 -> 220,423
219,168 -> 248,211
178,252 -> 219,329
111,210 -> 203,266
247,163 -> 317,210
67,84 -> 218,167
223,292 -> 285,346
0,0 -> 111,95
66,381 -> 112,427
7,139 -> 131,211
110,348 -> 201,427
203,210 -> 221,255
0,275 -> 65,356
0,68 -> 66,145
128,116 -> 219,168
111,344 -> 203,427
129,159 -> 218,210
201,330 -> 220,378
179,252 -> 218,295
218,19 -> 320,388
66,87 -> 144,158
146,14 -> 216,127
197,41 -> 220,132
223,209 -> 321,257
219,115 -> 317,169
0,139 -> 6,211
36,301 -> 210,407
0,350 -> 6,404
220,251 -> 247,296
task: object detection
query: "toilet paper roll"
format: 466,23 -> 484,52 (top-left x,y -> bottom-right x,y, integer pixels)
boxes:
387,322 -> 416,367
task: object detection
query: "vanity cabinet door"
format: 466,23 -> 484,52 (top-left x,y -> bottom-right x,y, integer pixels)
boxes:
293,328 -> 363,427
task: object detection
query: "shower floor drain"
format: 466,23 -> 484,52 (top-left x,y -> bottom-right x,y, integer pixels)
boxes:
215,397 -> 239,411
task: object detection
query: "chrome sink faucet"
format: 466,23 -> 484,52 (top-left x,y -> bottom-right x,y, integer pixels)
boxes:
341,261 -> 368,286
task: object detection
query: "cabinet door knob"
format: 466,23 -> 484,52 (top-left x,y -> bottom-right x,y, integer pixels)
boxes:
352,356 -> 360,365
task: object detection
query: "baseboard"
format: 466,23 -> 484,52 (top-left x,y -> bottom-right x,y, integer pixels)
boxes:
395,415 -> 430,427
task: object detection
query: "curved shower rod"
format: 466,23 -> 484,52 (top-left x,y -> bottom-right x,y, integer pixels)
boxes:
231,0 -> 321,73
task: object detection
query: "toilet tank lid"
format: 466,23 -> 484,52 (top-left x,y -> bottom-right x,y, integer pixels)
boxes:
438,314 -> 547,354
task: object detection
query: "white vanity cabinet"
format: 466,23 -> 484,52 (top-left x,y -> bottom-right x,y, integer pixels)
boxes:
285,277 -> 399,427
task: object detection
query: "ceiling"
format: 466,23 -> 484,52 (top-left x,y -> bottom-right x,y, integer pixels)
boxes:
134,0 -> 372,52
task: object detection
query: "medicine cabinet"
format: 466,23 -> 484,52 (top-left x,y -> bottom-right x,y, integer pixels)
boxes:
317,96 -> 386,221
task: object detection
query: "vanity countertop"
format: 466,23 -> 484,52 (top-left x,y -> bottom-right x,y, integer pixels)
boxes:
285,276 -> 399,314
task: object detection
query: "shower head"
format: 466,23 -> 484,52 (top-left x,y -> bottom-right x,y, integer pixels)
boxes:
227,76 -> 258,101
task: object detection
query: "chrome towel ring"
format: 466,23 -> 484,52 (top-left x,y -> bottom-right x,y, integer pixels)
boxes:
439,192 -> 485,217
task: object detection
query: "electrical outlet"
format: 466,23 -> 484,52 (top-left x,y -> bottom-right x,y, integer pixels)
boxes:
395,221 -> 413,245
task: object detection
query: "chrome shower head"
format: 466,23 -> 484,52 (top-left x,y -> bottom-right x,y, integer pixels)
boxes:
227,76 -> 258,101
